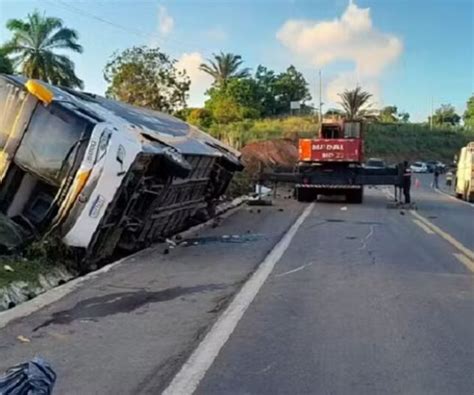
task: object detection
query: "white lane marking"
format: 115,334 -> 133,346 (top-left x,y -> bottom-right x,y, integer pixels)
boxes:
434,188 -> 474,208
453,253 -> 474,272
412,219 -> 435,234
275,261 -> 314,277
411,211 -> 474,263
162,203 -> 315,395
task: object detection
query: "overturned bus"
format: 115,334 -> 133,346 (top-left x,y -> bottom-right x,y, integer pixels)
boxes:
0,75 -> 242,266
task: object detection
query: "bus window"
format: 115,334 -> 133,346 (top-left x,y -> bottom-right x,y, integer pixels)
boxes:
14,103 -> 93,186
0,79 -> 28,150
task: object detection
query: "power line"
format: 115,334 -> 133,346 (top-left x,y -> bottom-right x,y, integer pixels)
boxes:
45,0 -> 213,56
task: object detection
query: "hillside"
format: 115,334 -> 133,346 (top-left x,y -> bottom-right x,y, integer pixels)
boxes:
236,118 -> 474,173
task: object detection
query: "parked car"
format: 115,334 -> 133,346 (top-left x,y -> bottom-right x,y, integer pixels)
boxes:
365,158 -> 386,169
410,162 -> 428,173
426,160 -> 446,173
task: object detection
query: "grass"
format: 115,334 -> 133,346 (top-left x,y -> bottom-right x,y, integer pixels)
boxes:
205,117 -> 473,163
0,238 -> 77,289
365,123 -> 474,163
0,256 -> 55,288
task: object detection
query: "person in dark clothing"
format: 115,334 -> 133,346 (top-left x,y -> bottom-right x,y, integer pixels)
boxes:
433,167 -> 440,189
402,161 -> 412,204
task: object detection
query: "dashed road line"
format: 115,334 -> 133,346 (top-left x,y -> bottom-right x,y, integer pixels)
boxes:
412,219 -> 435,234
411,211 -> 474,264
162,203 -> 315,395
453,253 -> 474,272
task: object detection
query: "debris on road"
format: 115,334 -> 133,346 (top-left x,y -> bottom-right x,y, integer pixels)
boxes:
0,357 -> 56,395
180,234 -> 262,246
16,335 -> 31,343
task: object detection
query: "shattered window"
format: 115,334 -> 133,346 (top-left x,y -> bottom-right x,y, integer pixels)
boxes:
14,103 -> 92,186
0,79 -> 27,149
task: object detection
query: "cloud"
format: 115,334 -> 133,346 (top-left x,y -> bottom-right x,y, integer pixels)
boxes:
158,5 -> 174,36
176,52 -> 213,107
276,1 -> 402,104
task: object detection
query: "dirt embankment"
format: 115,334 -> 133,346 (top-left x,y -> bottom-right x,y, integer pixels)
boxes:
240,139 -> 298,175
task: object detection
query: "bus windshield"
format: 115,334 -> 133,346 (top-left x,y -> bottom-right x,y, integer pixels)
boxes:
14,103 -> 93,186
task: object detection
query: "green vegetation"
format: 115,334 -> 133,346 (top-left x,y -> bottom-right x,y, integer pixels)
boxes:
200,64 -> 312,123
204,116 -> 473,164
104,46 -> 190,113
338,86 -> 373,120
0,238 -> 77,288
0,48 -> 13,74
207,116 -> 318,148
365,123 -> 473,163
199,52 -> 250,87
463,95 -> 474,129
429,104 -> 461,126
3,10 -> 83,88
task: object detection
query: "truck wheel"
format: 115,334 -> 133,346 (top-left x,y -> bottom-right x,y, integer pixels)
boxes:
296,187 -> 307,202
347,188 -> 364,204
296,187 -> 314,202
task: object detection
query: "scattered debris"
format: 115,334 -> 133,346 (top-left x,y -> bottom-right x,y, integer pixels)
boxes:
247,199 -> 273,206
0,357 -> 56,394
180,234 -> 262,246
17,335 -> 31,343
340,206 -> 348,211
3,265 -> 14,272
278,208 -> 284,212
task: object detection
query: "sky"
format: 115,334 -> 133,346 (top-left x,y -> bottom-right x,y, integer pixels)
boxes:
0,0 -> 473,122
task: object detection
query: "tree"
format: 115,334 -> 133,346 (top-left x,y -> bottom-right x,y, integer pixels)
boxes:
199,52 -> 250,87
398,111 -> 410,123
463,95 -> 474,128
4,11 -> 83,88
0,48 -> 13,74
379,106 -> 398,123
430,104 -> 461,126
210,96 -> 243,124
104,46 -> 190,113
255,65 -> 277,116
273,65 -> 311,115
186,108 -> 213,129
338,86 -> 372,120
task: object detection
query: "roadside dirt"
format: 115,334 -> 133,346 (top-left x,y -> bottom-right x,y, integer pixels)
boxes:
240,139 -> 298,174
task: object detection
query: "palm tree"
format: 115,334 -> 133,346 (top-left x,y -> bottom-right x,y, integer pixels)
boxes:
4,11 -> 83,88
0,48 -> 13,74
199,52 -> 250,86
338,86 -> 373,120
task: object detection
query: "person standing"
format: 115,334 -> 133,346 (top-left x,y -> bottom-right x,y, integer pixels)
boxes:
433,167 -> 440,189
403,161 -> 412,204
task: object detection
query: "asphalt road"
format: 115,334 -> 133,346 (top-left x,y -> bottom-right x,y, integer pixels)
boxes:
0,184 -> 473,394
196,186 -> 474,395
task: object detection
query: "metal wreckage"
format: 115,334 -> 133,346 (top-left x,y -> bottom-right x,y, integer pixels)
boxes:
0,75 -> 243,267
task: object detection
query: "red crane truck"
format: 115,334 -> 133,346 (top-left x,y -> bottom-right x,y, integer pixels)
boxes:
261,120 -> 402,204
296,120 -> 365,203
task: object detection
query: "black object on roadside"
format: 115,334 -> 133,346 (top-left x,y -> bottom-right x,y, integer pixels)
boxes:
0,357 -> 56,395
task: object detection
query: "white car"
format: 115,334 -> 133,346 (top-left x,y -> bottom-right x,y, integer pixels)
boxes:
410,162 -> 428,173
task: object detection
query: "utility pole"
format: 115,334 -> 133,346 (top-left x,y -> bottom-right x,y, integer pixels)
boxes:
318,69 -> 323,123
430,96 -> 434,130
